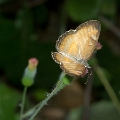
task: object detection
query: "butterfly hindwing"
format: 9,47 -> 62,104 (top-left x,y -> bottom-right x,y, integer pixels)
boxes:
51,52 -> 86,76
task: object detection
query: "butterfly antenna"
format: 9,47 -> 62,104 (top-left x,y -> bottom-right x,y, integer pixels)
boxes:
84,68 -> 92,84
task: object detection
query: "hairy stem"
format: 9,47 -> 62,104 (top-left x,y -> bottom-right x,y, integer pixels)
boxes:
28,75 -> 68,120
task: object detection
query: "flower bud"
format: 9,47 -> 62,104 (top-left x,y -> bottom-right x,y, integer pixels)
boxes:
22,58 -> 38,87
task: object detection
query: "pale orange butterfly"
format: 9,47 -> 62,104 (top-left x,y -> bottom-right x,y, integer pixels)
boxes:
51,20 -> 101,77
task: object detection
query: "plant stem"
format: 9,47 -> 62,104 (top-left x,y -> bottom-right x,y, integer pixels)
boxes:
28,77 -> 66,120
22,102 -> 40,119
20,86 -> 27,120
94,64 -> 120,114
81,71 -> 94,120
99,15 -> 120,39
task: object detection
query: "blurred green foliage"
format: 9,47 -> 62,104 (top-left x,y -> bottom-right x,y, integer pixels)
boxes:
0,82 -> 20,120
69,100 -> 120,120
66,0 -> 101,22
0,0 -> 120,119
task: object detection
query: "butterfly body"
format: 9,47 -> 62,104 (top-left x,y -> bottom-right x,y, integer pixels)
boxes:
52,20 -> 101,77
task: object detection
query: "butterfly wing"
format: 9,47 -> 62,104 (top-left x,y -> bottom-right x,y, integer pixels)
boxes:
75,20 -> 101,60
56,20 -> 101,60
51,52 -> 85,76
56,30 -> 80,59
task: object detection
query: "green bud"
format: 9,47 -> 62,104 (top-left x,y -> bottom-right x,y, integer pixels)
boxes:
21,58 -> 38,87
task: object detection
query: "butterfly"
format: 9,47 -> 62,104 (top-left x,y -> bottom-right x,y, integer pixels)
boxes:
51,20 -> 101,77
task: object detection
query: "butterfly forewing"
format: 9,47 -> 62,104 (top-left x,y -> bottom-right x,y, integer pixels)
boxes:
56,30 -> 80,59
56,20 -> 101,60
75,20 -> 101,60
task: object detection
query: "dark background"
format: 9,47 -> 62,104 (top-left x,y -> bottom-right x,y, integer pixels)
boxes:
0,0 -> 120,120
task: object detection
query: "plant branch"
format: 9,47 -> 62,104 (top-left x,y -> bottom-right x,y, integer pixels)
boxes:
20,86 -> 27,120
81,70 -> 94,120
99,15 -> 120,39
94,62 -> 120,114
28,74 -> 69,120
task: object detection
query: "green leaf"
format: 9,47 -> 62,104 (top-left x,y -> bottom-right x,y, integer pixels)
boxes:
91,101 -> 120,120
0,82 -> 21,120
100,0 -> 116,17
68,100 -> 120,120
66,0 -> 101,22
